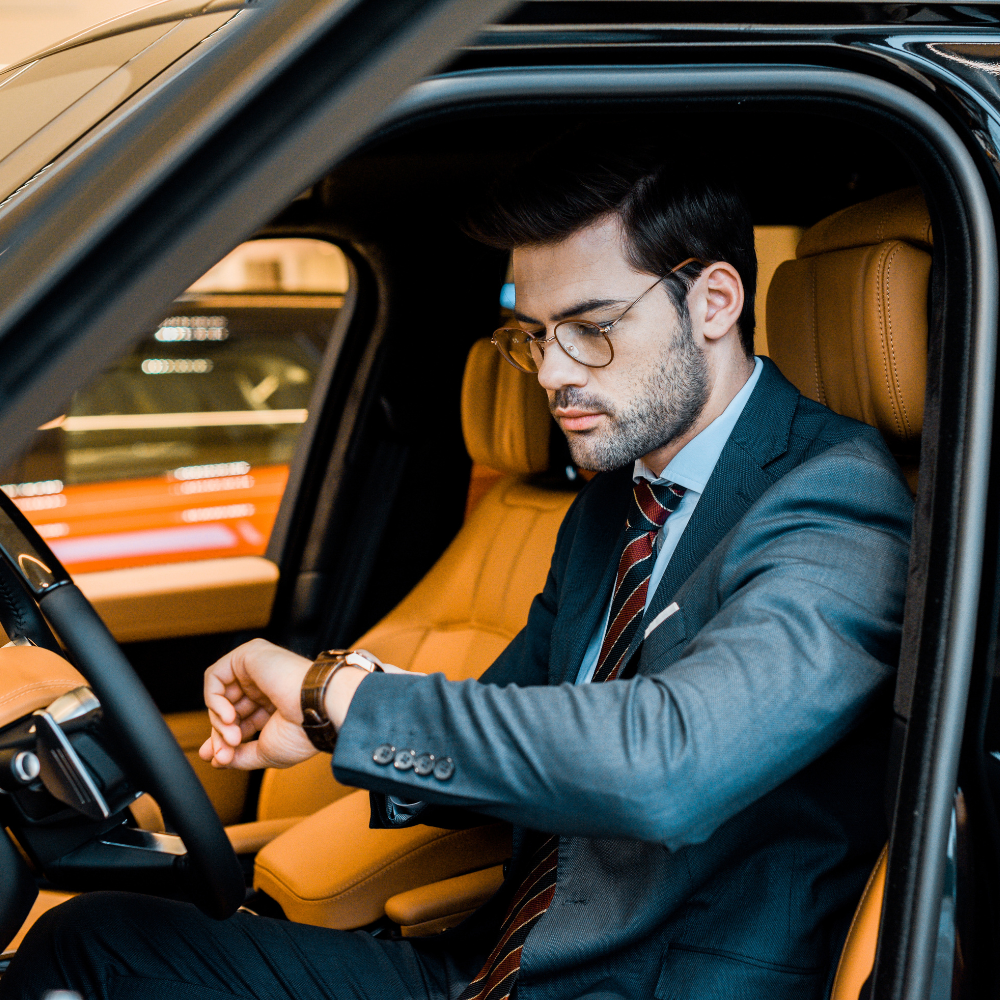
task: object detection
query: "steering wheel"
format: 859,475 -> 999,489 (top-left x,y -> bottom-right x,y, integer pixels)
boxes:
0,490 -> 244,920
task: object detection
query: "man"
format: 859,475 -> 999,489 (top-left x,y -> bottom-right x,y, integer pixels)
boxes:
4,151 -> 912,1000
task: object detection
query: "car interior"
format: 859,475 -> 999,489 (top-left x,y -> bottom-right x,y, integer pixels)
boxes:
0,106 -> 933,996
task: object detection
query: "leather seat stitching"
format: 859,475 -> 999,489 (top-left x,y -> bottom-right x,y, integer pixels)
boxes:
810,264 -> 826,405
258,827 -> 503,905
875,243 -> 904,439
0,678 -> 79,709
883,242 -> 910,439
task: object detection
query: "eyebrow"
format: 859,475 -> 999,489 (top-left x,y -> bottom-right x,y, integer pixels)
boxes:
513,298 -> 629,325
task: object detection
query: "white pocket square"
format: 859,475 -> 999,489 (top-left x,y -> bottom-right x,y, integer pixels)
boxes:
644,602 -> 680,639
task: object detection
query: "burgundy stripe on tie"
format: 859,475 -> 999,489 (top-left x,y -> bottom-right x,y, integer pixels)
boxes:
458,478 -> 685,1000
591,479 -> 686,683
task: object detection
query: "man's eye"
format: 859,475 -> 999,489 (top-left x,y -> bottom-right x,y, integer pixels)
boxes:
562,322 -> 606,339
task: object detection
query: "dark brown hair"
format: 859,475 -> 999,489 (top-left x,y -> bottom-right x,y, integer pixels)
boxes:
465,144 -> 757,357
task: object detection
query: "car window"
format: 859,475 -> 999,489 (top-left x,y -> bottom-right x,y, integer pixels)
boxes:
0,238 -> 348,574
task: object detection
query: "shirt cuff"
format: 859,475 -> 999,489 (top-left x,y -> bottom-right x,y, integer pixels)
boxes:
384,795 -> 428,825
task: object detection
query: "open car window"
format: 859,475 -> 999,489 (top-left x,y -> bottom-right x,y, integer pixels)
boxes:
0,237 -> 348,573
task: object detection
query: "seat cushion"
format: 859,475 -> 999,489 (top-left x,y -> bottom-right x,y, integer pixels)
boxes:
254,789 -> 511,929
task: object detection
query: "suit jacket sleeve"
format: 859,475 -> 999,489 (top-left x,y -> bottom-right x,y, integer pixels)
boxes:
339,442 -> 912,849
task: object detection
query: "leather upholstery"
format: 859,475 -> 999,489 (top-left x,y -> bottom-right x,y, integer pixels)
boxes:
252,340 -> 572,925
384,864 -> 505,937
253,474 -> 576,824
0,645 -> 86,727
461,337 -> 552,475
830,846 -> 887,1000
753,225 -> 804,357
767,187 -> 930,483
253,789 -> 511,929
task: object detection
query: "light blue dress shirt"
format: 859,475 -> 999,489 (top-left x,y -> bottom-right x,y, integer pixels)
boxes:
575,356 -> 763,683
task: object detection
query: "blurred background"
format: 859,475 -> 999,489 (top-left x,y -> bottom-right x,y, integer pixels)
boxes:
0,0 -> 141,68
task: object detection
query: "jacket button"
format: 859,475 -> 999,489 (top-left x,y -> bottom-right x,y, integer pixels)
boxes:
372,744 -> 395,766
433,757 -> 454,781
413,753 -> 435,776
394,749 -> 416,770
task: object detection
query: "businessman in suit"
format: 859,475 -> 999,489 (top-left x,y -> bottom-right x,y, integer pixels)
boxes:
5,151 -> 912,1000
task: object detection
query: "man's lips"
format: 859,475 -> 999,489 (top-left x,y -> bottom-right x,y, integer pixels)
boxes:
554,409 -> 605,432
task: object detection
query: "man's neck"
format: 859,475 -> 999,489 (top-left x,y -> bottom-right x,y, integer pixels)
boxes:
642,354 -> 757,477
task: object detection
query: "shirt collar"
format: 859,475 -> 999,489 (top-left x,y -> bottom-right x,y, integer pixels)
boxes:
633,356 -> 763,493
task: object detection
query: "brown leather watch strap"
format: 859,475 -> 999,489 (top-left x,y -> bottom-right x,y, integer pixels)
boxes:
301,649 -> 383,753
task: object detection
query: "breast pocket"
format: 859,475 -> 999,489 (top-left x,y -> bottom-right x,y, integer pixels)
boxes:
640,606 -> 688,670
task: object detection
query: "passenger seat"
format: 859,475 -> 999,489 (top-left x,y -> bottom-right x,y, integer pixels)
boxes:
232,339 -> 579,925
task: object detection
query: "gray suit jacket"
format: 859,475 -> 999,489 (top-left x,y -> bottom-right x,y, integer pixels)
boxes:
334,358 -> 913,1000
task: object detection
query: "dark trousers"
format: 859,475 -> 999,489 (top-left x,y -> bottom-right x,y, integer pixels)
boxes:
0,892 -> 484,1000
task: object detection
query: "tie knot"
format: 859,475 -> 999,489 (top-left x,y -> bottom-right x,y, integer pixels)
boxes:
630,479 -> 686,532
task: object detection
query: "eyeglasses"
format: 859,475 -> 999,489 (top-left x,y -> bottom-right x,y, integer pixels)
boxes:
491,257 -> 709,374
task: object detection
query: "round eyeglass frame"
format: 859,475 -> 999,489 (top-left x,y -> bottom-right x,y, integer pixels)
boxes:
491,257 -> 710,374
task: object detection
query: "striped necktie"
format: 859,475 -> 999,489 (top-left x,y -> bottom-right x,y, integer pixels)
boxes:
591,479 -> 687,682
458,477 -> 686,1000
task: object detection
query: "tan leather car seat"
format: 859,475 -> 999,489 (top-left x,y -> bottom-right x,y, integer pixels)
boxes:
767,186 -> 930,491
768,187 -> 931,997
249,338 -> 572,824
248,339 -> 581,928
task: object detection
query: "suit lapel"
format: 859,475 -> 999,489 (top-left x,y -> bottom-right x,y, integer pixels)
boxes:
634,358 -> 801,652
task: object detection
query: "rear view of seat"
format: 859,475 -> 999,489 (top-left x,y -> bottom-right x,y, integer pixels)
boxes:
767,187 -> 931,998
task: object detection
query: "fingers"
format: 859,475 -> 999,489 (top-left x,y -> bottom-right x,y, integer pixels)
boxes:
199,726 -> 266,770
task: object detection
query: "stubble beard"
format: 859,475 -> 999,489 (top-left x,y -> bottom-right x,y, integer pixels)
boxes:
554,313 -> 710,473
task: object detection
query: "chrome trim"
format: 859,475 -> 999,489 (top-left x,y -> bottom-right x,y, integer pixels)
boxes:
44,687 -> 101,725
99,824 -> 187,857
33,710 -> 110,820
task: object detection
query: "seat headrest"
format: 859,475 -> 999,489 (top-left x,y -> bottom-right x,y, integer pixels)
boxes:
461,339 -> 551,475
766,187 -> 930,459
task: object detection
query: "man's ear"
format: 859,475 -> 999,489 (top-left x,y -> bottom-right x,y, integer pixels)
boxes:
692,262 -> 744,343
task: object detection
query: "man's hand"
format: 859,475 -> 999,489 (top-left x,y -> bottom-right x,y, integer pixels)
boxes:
199,638 -> 316,770
199,638 -> 372,770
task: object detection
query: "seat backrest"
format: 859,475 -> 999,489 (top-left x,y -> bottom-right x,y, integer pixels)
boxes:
766,187 -> 931,490
769,188 -> 931,996
256,338 -> 575,820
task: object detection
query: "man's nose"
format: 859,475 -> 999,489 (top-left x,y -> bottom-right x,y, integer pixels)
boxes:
536,336 -> 588,392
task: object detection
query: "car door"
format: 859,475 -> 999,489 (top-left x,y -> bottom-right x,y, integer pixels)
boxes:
0,0 -> 518,818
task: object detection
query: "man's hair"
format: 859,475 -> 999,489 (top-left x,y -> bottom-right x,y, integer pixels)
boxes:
465,145 -> 758,358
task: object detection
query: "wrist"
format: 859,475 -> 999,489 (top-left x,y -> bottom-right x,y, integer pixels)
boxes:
300,649 -> 383,753
324,665 -> 368,731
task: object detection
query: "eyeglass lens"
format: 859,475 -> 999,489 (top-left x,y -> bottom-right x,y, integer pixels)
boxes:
494,322 -> 612,373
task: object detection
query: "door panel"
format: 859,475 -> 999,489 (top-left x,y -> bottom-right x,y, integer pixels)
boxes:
76,554 -> 278,644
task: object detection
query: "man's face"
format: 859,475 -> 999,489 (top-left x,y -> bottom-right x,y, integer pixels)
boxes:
512,216 -> 710,472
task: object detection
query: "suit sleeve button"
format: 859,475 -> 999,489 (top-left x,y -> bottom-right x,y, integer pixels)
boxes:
372,744 -> 395,766
413,753 -> 435,776
433,757 -> 454,781
393,749 -> 416,770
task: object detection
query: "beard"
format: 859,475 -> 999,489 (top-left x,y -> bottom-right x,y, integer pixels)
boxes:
552,314 -> 710,472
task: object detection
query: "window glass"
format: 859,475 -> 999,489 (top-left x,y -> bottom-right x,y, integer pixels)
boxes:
1,238 -> 347,574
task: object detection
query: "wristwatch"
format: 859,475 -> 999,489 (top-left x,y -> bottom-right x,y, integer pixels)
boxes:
300,649 -> 384,752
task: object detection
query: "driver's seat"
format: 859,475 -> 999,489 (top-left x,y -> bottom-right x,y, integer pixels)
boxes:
767,185 -> 931,997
